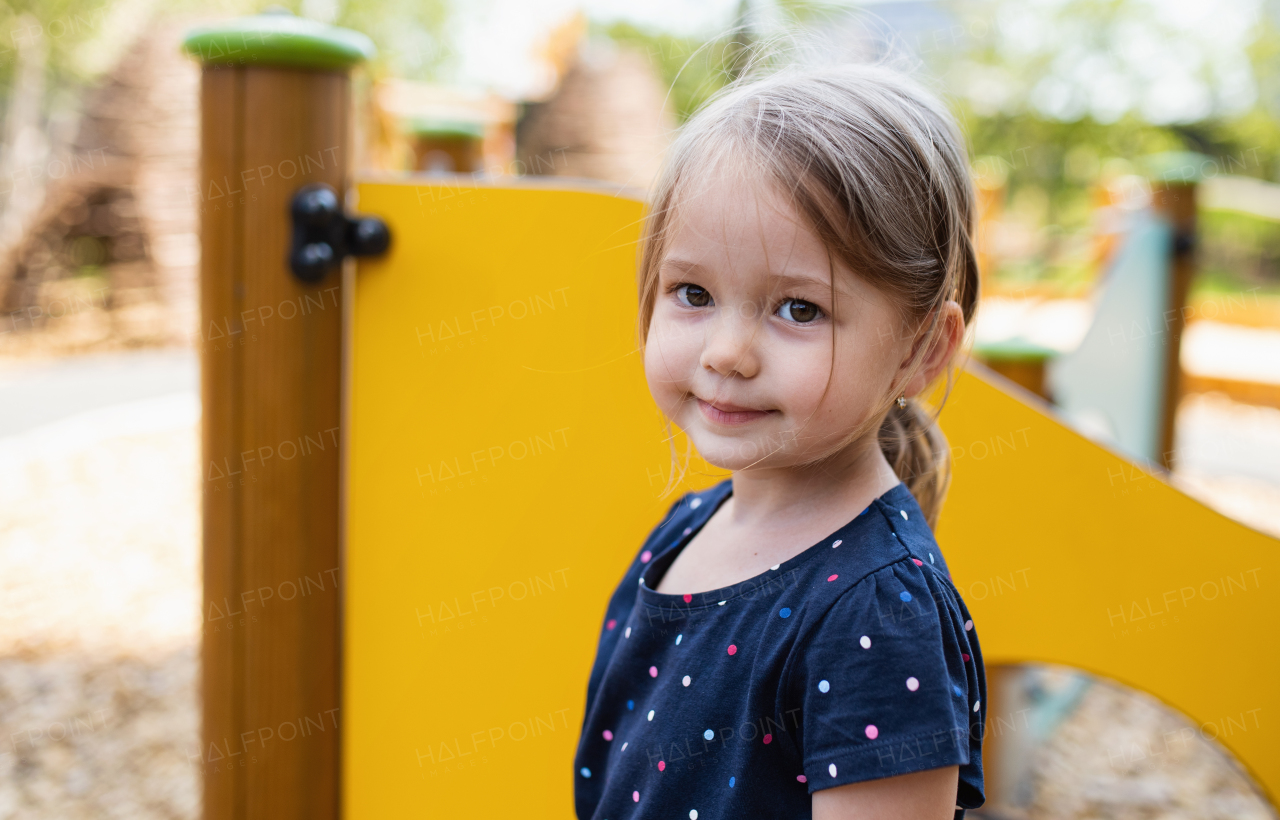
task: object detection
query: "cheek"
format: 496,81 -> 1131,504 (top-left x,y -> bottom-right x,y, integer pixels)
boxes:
782,337 -> 879,427
770,338 -> 834,413
817,343 -> 888,422
643,311 -> 699,401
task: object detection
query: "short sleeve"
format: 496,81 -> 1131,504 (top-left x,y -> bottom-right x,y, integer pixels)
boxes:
788,558 -> 986,809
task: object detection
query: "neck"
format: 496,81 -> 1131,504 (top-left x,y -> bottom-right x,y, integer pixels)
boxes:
724,432 -> 902,528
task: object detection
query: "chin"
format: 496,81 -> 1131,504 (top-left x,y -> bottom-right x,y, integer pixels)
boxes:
686,428 -> 797,472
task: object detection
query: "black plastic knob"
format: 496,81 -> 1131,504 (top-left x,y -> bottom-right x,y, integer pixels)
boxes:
288,183 -> 391,282
291,185 -> 341,227
348,217 -> 390,257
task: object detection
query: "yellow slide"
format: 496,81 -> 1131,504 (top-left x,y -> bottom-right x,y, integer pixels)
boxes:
345,181 -> 1278,817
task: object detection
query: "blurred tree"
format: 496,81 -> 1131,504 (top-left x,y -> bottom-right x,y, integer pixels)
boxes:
600,21 -> 734,124
935,0 -> 1280,290
0,0 -> 451,124
0,0 -> 109,92
294,0 -> 450,80
599,0 -> 837,123
601,0 -> 1280,293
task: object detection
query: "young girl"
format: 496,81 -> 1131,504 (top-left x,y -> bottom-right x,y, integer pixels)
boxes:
574,63 -> 985,819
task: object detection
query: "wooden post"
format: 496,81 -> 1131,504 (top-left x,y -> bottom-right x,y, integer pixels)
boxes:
977,664 -> 1031,819
182,15 -> 372,820
1148,156 -> 1199,471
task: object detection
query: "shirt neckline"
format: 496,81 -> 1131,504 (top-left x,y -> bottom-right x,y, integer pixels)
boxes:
638,479 -> 909,609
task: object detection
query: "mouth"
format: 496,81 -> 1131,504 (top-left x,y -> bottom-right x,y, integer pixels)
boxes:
695,398 -> 775,426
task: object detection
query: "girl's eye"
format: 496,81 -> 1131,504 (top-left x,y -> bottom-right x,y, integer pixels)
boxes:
675,284 -> 713,308
778,298 -> 822,324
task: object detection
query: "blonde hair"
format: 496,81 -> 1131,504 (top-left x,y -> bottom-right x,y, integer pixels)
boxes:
637,62 -> 979,529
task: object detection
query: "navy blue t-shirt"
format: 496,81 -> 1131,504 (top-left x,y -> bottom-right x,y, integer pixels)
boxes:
574,479 -> 986,819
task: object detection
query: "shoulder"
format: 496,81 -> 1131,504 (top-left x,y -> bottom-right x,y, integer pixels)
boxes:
775,484 -> 987,804
789,483 -> 966,646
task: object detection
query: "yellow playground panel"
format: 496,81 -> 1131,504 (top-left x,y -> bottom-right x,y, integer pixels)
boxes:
346,180 -> 1279,818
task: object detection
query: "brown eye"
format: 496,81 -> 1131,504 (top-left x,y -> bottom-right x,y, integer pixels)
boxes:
676,284 -> 713,307
779,299 -> 821,323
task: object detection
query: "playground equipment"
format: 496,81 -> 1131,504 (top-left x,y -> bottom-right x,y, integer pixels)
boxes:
368,78 -> 517,174
182,14 -> 372,819
184,16 -> 1280,820
1050,156 -> 1198,469
975,159 -> 1198,470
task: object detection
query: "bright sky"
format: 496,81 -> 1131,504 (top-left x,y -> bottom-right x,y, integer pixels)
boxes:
445,0 -> 744,97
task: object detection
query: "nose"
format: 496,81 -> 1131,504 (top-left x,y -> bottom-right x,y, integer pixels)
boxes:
699,307 -> 761,379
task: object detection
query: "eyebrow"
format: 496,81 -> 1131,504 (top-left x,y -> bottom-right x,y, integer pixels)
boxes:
658,258 -> 703,276
659,258 -> 833,292
770,273 -> 833,292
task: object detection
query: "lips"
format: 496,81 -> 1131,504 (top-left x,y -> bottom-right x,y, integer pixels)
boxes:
696,398 -> 773,426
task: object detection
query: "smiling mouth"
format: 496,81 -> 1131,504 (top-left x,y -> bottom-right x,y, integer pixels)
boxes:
696,398 -> 774,426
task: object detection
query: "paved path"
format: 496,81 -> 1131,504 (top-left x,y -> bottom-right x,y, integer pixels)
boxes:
0,348 -> 196,439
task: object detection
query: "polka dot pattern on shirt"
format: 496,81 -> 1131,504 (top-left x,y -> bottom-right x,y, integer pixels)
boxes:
573,480 -> 985,820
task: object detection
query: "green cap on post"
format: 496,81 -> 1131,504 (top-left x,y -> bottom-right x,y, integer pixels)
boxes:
403,118 -> 487,140
1143,151 -> 1213,186
972,337 -> 1059,363
182,10 -> 375,70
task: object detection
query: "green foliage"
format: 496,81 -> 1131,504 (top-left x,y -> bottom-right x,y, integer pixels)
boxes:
194,0 -> 451,80
0,0 -> 450,128
936,0 -> 1280,290
596,1 -> 1280,294
0,0 -> 111,91
308,0 -> 450,80
962,108 -> 1186,230
597,21 -> 737,124
4,0 -> 1280,298
598,1 -> 844,123
1199,209 -> 1280,292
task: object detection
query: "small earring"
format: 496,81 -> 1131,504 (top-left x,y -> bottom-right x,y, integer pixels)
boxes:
896,395 -> 907,408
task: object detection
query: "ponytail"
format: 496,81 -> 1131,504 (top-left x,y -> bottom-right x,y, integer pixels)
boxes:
879,398 -> 952,529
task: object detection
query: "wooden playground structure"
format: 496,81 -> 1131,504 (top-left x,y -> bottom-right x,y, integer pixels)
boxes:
183,14 -> 1280,820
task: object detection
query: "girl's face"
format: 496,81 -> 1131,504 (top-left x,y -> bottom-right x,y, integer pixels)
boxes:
644,172 -> 918,473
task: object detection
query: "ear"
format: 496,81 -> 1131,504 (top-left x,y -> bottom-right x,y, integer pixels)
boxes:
899,301 -> 965,398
